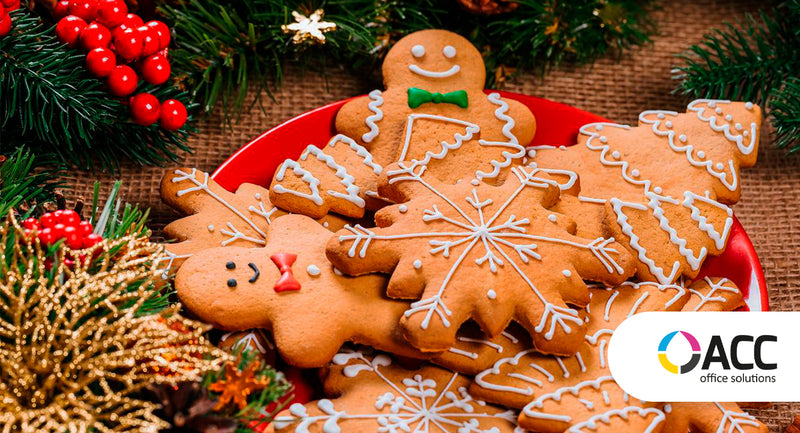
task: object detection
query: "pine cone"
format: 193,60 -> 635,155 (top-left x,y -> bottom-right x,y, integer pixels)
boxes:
786,415 -> 800,433
148,382 -> 237,433
455,0 -> 518,15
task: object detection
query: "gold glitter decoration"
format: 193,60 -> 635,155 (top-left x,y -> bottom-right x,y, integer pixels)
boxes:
209,360 -> 271,411
0,213 -> 230,433
281,9 -> 337,44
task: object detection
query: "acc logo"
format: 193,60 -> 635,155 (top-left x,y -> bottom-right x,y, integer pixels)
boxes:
658,330 -> 701,374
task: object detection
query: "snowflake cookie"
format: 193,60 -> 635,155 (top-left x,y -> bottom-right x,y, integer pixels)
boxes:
335,29 -> 536,184
174,214 -> 425,368
273,349 -> 523,433
159,167 -> 348,278
527,100 -> 762,284
468,277 -> 766,433
326,162 -> 636,354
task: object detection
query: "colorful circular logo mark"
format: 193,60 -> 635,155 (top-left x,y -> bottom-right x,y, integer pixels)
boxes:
658,330 -> 701,374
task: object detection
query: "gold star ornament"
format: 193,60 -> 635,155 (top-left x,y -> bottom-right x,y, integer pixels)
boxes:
281,9 -> 337,44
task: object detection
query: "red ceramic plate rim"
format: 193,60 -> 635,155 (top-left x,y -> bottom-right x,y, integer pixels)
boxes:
212,90 -> 769,312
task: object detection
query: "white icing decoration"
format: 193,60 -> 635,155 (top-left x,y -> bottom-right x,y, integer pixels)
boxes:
362,90 -> 384,143
548,214 -> 557,222
323,221 -> 330,228
410,44 -> 425,57
745,102 -> 754,110
408,64 -> 460,78
166,169 -> 269,266
255,193 -> 262,200
277,350 -> 521,433
207,224 -> 214,232
274,135 -> 383,210
307,265 -> 321,276
725,114 -> 733,122
399,204 -> 408,213
711,402 -> 762,433
688,277 -> 739,311
458,336 -> 504,353
687,99 -> 757,155
663,403 -> 672,413
474,93 -> 526,181
683,191 -> 733,250
567,406 -> 665,433
523,376 -> 616,417
398,114 -> 480,174
487,289 -> 497,299
502,331 -> 519,343
413,259 -> 422,269
340,163 -> 624,336
474,349 -> 540,395
442,45 -> 456,58
447,347 -> 479,360
562,269 -> 571,277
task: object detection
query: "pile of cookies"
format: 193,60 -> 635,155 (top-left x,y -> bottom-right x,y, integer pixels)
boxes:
159,30 -> 768,433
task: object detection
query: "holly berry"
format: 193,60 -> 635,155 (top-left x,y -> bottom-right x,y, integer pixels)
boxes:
111,13 -> 142,41
67,0 -> 98,22
80,21 -> 111,50
95,0 -> 126,27
83,233 -> 103,248
0,12 -> 10,38
56,209 -> 81,226
114,26 -> 142,60
51,223 -> 67,240
38,228 -> 56,245
40,212 -> 56,228
160,99 -> 187,131
140,54 -> 170,85
129,93 -> 161,126
22,217 -> 41,231
78,220 -> 93,236
145,20 -> 170,49
107,65 -> 137,96
86,47 -> 116,77
62,226 -> 84,249
137,25 -> 160,57
53,0 -> 71,19
55,15 -> 87,47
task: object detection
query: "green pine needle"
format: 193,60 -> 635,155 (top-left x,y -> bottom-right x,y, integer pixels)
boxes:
674,0 -> 800,153
0,8 -> 195,171
0,148 -> 61,216
771,77 -> 800,153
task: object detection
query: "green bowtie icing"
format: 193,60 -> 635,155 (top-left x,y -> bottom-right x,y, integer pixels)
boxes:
407,88 -> 468,109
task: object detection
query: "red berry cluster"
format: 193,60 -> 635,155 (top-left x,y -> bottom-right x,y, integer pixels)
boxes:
0,0 -> 21,37
22,210 -> 103,249
53,0 -> 187,129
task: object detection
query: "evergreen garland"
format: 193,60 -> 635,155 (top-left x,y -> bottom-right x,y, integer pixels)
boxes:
0,8 -> 194,171
0,148 -> 61,217
673,0 -> 800,153
159,0 -> 656,118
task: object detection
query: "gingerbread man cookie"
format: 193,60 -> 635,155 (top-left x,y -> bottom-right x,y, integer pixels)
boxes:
273,349 -> 522,433
528,100 -> 762,284
174,214 -> 424,368
326,162 -> 636,354
159,167 -> 347,277
336,29 -> 536,185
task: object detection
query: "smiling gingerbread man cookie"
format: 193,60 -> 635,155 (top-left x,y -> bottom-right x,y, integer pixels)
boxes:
335,29 -> 536,185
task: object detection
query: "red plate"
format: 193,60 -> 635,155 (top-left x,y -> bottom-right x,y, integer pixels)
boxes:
212,91 -> 769,404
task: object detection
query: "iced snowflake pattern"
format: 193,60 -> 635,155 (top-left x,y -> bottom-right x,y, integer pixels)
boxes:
338,163 -> 626,339
273,350 -> 521,433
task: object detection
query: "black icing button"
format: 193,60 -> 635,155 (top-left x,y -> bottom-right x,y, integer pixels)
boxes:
226,261 -> 236,270
227,278 -> 237,288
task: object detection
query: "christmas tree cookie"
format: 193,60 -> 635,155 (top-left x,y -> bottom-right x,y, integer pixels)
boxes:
528,100 -> 762,284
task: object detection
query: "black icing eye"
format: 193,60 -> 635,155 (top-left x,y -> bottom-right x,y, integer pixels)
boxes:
226,261 -> 236,270
227,278 -> 237,288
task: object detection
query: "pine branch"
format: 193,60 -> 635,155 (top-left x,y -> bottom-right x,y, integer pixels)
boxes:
161,0 -> 654,117
480,0 -> 656,74
674,0 -> 800,154
0,148 -> 61,216
673,2 -> 800,103
0,8 -> 195,171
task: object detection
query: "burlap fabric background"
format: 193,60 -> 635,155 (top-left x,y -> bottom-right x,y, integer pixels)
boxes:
63,0 -> 800,430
